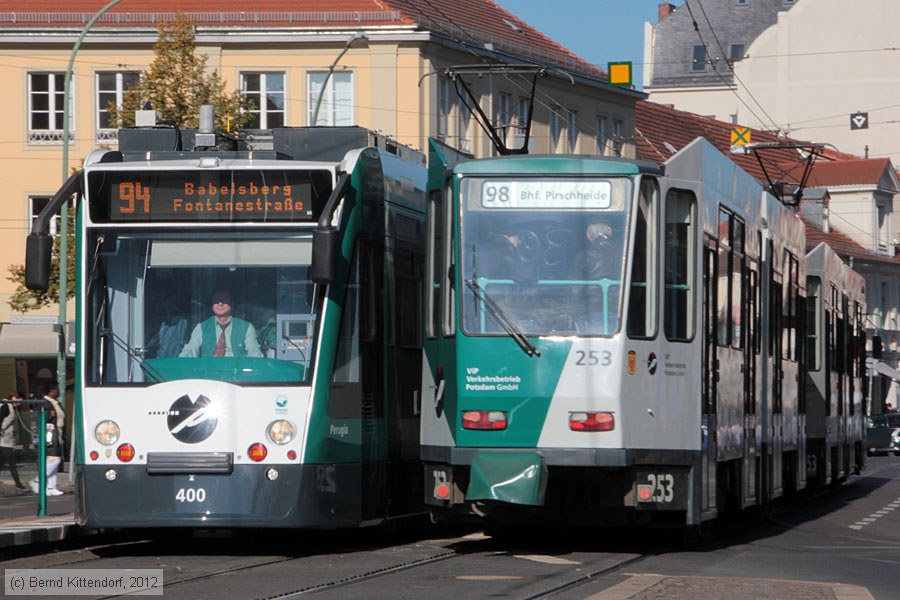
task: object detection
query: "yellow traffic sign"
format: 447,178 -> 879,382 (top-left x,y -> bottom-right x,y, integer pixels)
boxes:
608,62 -> 632,87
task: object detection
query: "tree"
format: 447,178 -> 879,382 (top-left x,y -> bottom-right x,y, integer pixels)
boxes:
108,13 -> 251,130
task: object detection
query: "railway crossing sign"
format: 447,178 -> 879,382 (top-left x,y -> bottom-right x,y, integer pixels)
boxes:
850,112 -> 869,130
731,127 -> 751,146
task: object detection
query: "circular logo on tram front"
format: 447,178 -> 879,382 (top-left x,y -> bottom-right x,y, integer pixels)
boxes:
167,394 -> 218,444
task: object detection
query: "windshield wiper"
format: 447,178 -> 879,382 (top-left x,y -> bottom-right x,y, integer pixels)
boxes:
465,278 -> 539,357
101,328 -> 168,383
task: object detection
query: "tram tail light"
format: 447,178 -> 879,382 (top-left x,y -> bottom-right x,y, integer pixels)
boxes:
116,443 -> 135,462
569,411 -> 615,432
461,410 -> 507,430
248,443 -> 268,462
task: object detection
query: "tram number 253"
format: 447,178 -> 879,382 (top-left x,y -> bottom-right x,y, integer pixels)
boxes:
636,473 -> 674,503
175,488 -> 207,503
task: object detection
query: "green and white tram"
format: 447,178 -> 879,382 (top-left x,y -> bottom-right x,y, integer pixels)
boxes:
421,137 -> 843,527
27,125 -> 427,528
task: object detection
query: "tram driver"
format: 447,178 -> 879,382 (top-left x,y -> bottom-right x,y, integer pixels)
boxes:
179,290 -> 263,358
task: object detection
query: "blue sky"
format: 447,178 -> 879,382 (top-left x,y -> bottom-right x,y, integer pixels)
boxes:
493,0 -> 677,88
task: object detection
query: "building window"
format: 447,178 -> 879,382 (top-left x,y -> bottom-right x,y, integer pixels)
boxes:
595,116 -> 607,155
736,0 -> 748,5
28,72 -> 72,144
97,71 -> 140,142
549,106 -> 561,153
241,72 -> 285,129
692,45 -> 709,72
728,43 -> 746,64
307,71 -> 353,126
437,78 -> 450,139
497,92 -> 511,145
29,196 -> 59,237
612,119 -> 623,157
567,109 -> 578,152
458,95 -> 472,153
877,201 -> 890,252
516,98 -> 529,135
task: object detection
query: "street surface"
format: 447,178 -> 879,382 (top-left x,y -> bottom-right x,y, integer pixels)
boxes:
2,457 -> 900,599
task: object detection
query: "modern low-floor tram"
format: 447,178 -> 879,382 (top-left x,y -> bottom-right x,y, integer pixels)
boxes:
27,125 -> 428,528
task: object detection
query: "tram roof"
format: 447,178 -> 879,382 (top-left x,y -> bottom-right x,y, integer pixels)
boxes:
452,155 -> 664,177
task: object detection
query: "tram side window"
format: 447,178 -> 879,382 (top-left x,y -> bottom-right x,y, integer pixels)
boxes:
716,208 -> 732,347
626,178 -> 658,338
782,252 -> 799,362
731,218 -> 745,349
663,189 -> 695,341
442,184 -> 456,337
395,248 -> 423,348
806,277 -> 821,371
426,190 -> 442,339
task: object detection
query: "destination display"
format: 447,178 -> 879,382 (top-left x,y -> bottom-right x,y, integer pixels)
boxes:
480,179 -> 612,209
88,168 -> 333,223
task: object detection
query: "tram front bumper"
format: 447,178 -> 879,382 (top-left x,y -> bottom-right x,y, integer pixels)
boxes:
465,450 -> 548,506
76,463 -> 366,529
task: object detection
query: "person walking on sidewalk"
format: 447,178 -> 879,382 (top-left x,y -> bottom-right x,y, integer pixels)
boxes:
0,391 -> 28,492
30,382 -> 65,496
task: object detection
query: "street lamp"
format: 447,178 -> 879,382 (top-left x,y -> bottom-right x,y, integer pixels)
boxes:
311,32 -> 368,126
51,0 -> 123,508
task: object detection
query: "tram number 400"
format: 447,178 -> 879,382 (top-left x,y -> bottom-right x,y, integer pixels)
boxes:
175,488 -> 207,503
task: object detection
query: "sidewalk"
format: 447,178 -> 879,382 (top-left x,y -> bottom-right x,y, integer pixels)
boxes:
0,451 -> 80,549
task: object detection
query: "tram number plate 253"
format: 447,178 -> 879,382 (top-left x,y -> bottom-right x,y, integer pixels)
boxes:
634,470 -> 687,509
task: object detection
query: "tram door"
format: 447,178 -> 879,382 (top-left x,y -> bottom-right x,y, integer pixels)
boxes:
701,239 -> 718,514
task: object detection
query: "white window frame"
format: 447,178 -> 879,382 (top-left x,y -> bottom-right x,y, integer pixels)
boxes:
612,118 -> 624,157
437,77 -> 450,139
567,108 -> 578,152
877,201 -> 891,253
596,115 -> 608,155
96,71 -> 140,142
549,105 -> 561,154
241,71 -> 286,129
28,72 -> 73,144
29,196 -> 59,237
497,92 -> 511,145
307,71 -> 354,126
458,100 -> 472,153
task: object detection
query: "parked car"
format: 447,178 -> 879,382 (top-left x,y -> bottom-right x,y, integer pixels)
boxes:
866,413 -> 900,456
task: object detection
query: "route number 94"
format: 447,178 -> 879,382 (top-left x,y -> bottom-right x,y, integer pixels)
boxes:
175,488 -> 207,503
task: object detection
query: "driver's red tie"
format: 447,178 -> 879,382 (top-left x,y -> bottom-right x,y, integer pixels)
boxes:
213,328 -> 226,357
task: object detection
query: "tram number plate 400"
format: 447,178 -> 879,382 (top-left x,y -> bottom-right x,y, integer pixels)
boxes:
175,487 -> 207,503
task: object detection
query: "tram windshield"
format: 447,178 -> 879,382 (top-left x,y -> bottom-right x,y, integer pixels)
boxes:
460,177 -> 631,336
85,229 -> 319,385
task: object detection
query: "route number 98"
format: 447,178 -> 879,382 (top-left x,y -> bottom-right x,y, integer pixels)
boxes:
175,487 -> 207,503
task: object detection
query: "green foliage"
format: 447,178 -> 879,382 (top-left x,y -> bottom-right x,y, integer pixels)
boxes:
107,13 -> 251,131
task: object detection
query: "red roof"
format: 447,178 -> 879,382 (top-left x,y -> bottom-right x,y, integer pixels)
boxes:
784,158 -> 894,187
635,101 -> 899,265
0,0 -> 604,78
635,100 -> 805,183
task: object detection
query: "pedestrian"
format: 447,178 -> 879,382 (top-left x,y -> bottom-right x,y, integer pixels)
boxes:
30,382 -> 64,496
0,391 -> 28,492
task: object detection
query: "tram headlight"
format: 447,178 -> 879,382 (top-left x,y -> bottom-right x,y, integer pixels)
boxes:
94,420 -> 121,445
267,420 -> 296,445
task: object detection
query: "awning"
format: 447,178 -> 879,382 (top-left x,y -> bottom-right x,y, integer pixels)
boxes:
0,323 -> 60,358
